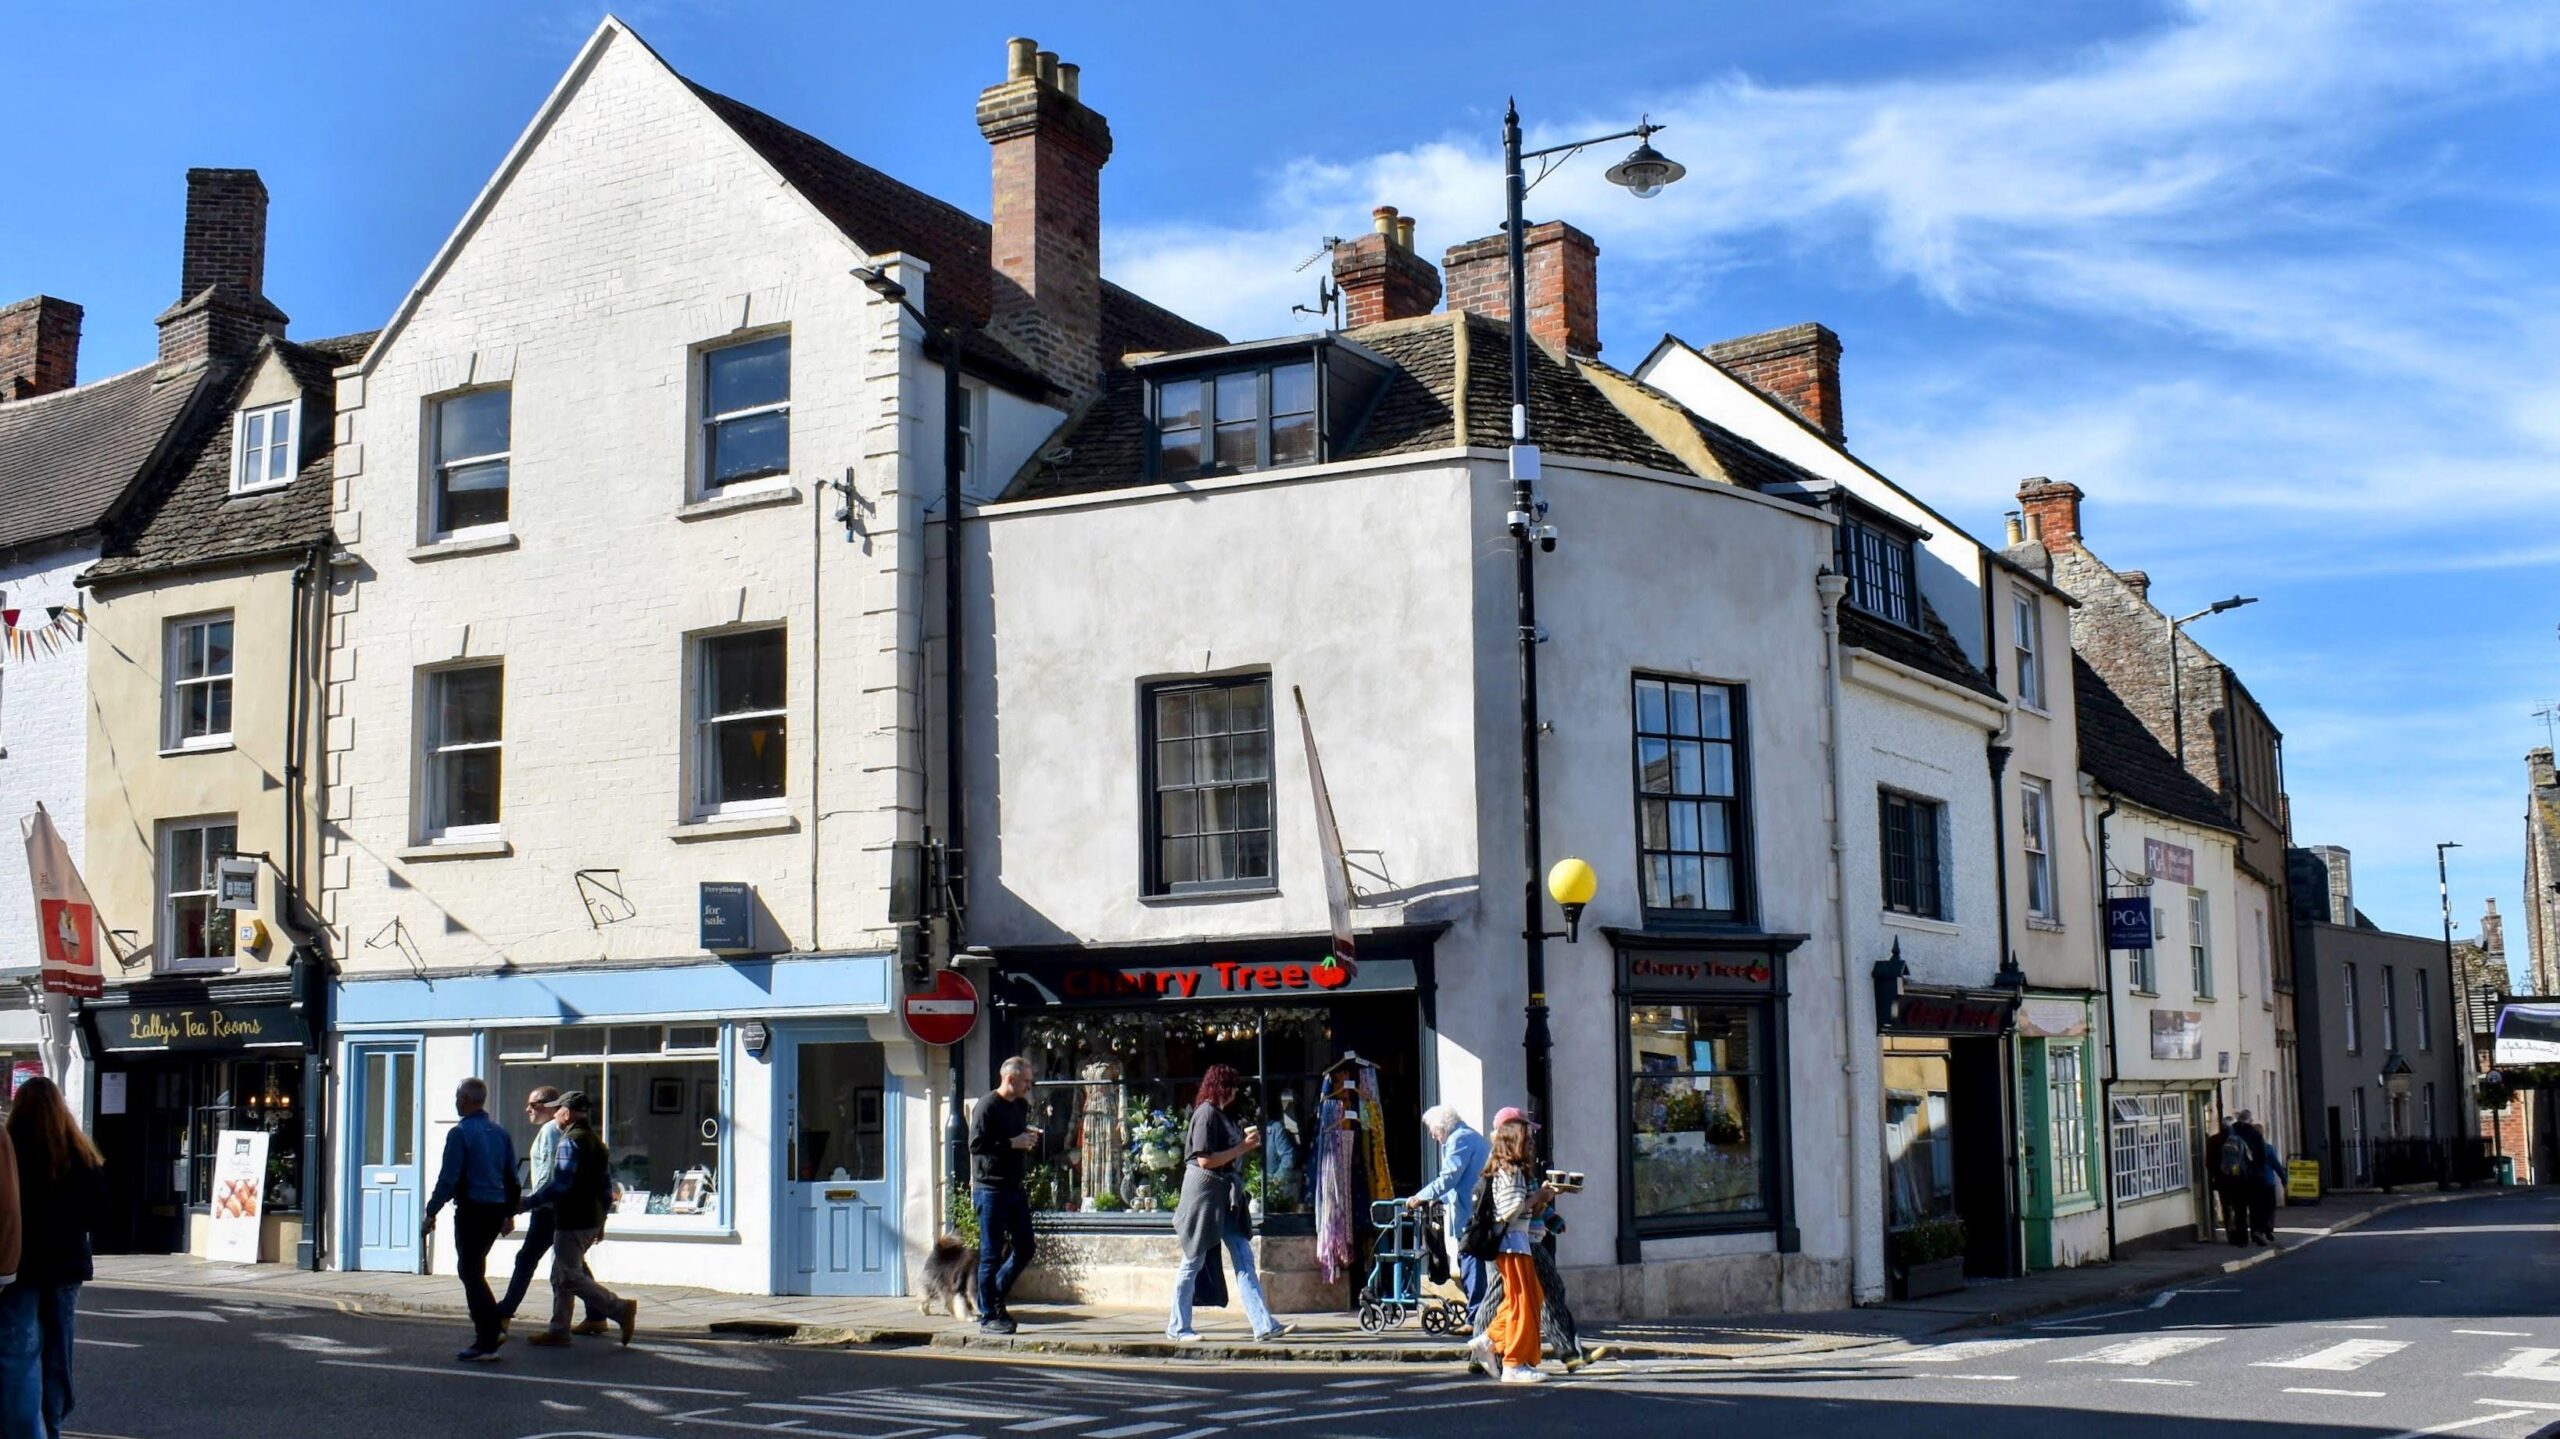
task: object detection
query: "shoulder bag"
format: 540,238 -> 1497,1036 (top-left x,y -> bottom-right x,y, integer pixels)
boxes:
1458,1171 -> 1506,1262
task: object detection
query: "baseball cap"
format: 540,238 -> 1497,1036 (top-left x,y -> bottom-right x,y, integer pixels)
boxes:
556,1090 -> 596,1115
1493,1106 -> 1540,1130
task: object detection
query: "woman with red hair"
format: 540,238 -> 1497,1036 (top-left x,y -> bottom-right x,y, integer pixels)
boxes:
1166,1064 -> 1294,1342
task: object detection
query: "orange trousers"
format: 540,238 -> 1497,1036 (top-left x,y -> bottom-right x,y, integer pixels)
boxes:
1489,1252 -> 1543,1370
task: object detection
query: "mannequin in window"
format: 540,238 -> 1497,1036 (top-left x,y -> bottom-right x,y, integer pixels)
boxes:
1264,1090 -> 1304,1210
1078,1059 -> 1126,1209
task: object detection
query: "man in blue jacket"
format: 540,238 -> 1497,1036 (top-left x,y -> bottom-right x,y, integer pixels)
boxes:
1403,1106 -> 1490,1310
422,1077 -> 520,1362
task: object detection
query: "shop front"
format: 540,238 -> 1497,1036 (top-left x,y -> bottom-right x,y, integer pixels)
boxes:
2014,992 -> 2105,1270
1872,959 -> 2022,1282
82,976 -> 312,1262
332,949 -> 920,1297
982,926 -> 1442,1310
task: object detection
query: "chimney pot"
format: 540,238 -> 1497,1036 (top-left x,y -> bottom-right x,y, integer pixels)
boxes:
1035,49 -> 1059,87
1057,62 -> 1079,100
2015,477 -> 2085,552
1372,205 -> 1399,238
1394,215 -> 1416,253
0,296 -> 83,402
1334,209 -> 1441,328
2003,510 -> 2024,546
1702,322 -> 1845,443
1441,220 -> 1601,357
1006,37 -> 1036,79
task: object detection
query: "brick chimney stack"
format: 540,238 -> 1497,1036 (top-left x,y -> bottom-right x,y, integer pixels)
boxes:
978,37 -> 1112,397
2483,898 -> 2505,959
1332,206 -> 1442,328
1704,323 -> 1844,443
2017,477 -> 2085,551
2120,570 -> 2151,602
0,296 -> 82,401
156,168 -> 288,370
1442,220 -> 1602,358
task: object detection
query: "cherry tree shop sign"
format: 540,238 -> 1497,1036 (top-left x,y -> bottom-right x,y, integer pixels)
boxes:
901,969 -> 981,1048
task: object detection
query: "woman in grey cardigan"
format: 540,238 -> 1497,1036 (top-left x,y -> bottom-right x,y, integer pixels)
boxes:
1166,1064 -> 1296,1342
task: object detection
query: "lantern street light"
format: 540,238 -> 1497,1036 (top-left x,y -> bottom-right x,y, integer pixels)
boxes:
1547,858 -> 1598,944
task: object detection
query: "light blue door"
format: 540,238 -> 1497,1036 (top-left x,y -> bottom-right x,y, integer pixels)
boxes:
779,1030 -> 902,1296
352,1043 -> 423,1272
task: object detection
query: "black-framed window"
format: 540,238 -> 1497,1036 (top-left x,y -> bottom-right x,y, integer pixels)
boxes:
1633,676 -> 1746,919
1150,361 -> 1316,480
1628,1001 -> 1772,1224
1879,790 -> 1946,919
1835,509 -> 1916,627
1144,677 -> 1274,894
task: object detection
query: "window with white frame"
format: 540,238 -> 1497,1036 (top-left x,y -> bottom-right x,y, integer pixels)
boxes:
957,378 -> 989,498
2188,890 -> 2212,998
2381,965 -> 2398,1051
430,387 -> 511,537
694,628 -> 786,814
2110,1092 -> 2190,1203
160,817 -> 238,973
164,613 -> 234,749
2049,1043 -> 2092,1201
2423,1081 -> 2437,1139
701,334 -> 790,491
422,664 -> 503,839
2417,970 -> 2432,1051
2343,962 -> 2361,1052
231,400 -> 298,495
2021,777 -> 2056,921
496,1024 -> 724,1224
2011,586 -> 2045,710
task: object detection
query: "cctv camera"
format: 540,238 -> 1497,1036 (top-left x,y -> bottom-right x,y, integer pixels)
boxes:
1538,527 -> 1558,554
1506,508 -> 1534,540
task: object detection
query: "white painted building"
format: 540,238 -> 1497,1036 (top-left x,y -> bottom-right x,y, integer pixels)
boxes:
318,21 -> 1207,1296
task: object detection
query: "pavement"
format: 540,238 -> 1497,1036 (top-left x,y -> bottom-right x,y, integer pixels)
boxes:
62,1185 -> 2560,1439
87,1186 -> 2477,1366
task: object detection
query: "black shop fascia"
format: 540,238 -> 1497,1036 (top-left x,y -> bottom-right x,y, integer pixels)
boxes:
983,925 -> 1443,1230
1871,944 -> 2025,1280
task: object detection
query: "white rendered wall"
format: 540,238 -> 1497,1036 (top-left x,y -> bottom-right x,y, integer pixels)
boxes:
0,540 -> 94,1089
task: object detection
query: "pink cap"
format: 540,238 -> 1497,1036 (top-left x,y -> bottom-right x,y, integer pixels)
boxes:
1493,1106 -> 1539,1130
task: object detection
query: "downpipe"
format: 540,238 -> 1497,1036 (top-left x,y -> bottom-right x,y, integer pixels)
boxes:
1819,571 -> 1886,1304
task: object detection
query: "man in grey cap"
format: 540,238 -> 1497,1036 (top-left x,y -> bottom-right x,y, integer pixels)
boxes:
519,1090 -> 638,1347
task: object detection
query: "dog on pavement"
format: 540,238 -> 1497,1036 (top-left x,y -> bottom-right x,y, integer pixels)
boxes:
920,1233 -> 981,1318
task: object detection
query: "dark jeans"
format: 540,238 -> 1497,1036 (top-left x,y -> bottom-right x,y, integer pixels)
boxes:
498,1207 -> 554,1320
0,1282 -> 41,1439
972,1186 -> 1035,1317
455,1201 -> 512,1348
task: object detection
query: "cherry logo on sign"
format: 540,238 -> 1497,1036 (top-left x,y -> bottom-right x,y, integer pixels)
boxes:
901,969 -> 981,1048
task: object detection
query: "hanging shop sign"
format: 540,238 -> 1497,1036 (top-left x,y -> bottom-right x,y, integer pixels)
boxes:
2107,897 -> 2154,951
94,1003 -> 307,1054
216,858 -> 260,911
2144,839 -> 2195,886
2150,1008 -> 2205,1060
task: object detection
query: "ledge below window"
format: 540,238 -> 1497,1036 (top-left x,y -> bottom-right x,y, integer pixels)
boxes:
408,532 -> 519,562
668,812 -> 798,843
2025,916 -> 2069,934
1140,886 -> 1280,907
158,740 -> 236,758
678,485 -> 801,522
1881,911 -> 1963,937
398,838 -> 513,862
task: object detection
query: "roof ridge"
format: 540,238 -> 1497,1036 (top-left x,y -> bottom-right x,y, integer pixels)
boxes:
0,358 -> 184,412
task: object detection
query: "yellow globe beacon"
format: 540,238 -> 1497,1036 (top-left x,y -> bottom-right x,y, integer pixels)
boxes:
1546,857 -> 1598,908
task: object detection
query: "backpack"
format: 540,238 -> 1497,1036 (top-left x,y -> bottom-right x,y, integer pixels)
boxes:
2215,1135 -> 2253,1181
1458,1174 -> 1506,1262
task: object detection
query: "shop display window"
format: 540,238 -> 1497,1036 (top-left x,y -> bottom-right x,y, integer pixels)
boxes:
183,1057 -> 303,1211
497,1024 -> 723,1222
1627,1002 -> 1768,1223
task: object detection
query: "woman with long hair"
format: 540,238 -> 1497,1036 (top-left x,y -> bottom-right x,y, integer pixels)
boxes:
3,1076 -> 103,1438
1476,1116 -> 1555,1384
1165,1064 -> 1294,1343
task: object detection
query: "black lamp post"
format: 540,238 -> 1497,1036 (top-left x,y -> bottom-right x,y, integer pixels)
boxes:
1498,104 -> 1684,1160
853,263 -> 972,1219
2166,594 -> 2256,766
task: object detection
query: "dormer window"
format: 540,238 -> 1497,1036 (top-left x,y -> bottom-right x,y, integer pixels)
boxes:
231,400 -> 299,496
1834,504 -> 1918,628
1141,337 -> 1390,483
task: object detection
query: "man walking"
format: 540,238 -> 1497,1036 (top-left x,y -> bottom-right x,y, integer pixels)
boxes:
496,1087 -> 608,1335
520,1092 -> 638,1349
1403,1106 -> 1489,1314
421,1077 -> 519,1362
2206,1115 -> 2249,1246
2231,1109 -> 2276,1246
968,1057 -> 1041,1335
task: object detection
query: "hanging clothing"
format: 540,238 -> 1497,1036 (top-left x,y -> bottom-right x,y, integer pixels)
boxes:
1314,1093 -> 1357,1283
1354,1065 -> 1395,1203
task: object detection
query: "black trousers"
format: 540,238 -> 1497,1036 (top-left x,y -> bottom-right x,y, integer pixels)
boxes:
455,1202 -> 512,1347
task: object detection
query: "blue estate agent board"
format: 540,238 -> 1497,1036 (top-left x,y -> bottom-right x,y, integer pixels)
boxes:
2107,897 -> 2153,951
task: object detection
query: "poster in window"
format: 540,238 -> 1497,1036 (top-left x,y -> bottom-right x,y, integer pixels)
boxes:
649,1077 -> 684,1115
670,1168 -> 712,1214
207,1129 -> 269,1264
2149,1009 -> 2205,1060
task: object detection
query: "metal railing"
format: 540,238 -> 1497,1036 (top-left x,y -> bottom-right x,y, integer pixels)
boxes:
2322,1135 -> 2494,1190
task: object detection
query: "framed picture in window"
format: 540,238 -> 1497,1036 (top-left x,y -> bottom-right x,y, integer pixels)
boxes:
857,1089 -> 883,1129
670,1168 -> 713,1214
650,1077 -> 684,1114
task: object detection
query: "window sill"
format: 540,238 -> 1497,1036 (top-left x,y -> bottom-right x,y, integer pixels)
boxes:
2025,916 -> 2068,934
229,480 -> 293,500
584,1218 -> 736,1240
2129,989 -> 2160,999
1881,911 -> 1962,937
668,812 -> 798,843
678,484 -> 801,521
398,838 -> 513,862
1140,886 -> 1280,906
409,532 -> 520,562
158,740 -> 236,758
2015,701 -> 2053,720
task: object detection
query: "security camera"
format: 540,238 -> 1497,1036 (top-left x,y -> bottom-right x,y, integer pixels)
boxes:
1506,508 -> 1535,540
1538,525 -> 1559,554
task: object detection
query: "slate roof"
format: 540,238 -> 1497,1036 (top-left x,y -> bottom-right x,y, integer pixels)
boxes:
2074,653 -> 2235,831
0,362 -> 211,554
1841,598 -> 2001,701
1008,313 -> 1725,499
86,332 -> 374,586
687,82 -> 1222,388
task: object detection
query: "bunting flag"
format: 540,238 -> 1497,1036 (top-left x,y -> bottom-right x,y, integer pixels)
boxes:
21,804 -> 103,999
0,605 -> 84,664
1292,685 -> 1358,980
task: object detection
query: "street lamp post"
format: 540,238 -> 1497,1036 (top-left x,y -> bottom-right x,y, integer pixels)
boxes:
2167,594 -> 2257,767
2440,841 -> 2472,1137
1498,103 -> 1682,1162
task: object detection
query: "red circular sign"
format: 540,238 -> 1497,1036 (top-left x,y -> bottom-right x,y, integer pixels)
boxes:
901,969 -> 981,1047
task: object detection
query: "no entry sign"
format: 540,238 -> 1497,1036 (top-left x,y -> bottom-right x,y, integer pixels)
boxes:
901,969 -> 981,1047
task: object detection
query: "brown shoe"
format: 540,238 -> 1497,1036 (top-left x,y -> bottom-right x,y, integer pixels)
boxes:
617,1299 -> 639,1347
527,1332 -> 573,1348
570,1320 -> 611,1336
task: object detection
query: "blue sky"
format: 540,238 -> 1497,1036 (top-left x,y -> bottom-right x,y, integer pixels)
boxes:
11,2 -> 2554,956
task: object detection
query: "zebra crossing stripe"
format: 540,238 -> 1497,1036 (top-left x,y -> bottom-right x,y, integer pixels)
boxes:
1872,1339 -> 2047,1365
2056,1336 -> 2224,1366
2254,1340 -> 2410,1371
2479,1348 -> 2560,1383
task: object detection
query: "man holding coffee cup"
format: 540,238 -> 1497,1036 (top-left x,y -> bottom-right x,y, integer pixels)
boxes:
968,1056 -> 1043,1334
